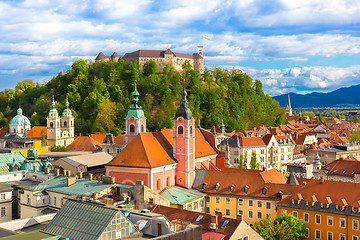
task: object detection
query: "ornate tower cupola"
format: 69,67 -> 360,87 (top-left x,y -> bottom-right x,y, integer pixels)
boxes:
286,94 -> 293,117
220,119 -> 225,134
60,97 -> 74,147
173,86 -> 195,188
125,83 -> 146,145
47,97 -> 61,147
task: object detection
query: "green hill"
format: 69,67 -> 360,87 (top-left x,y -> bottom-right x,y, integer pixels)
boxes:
0,59 -> 286,135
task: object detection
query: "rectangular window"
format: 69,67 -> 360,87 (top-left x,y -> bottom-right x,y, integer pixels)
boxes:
266,202 -> 271,209
27,195 -> 30,205
226,209 -> 230,216
266,213 -> 271,219
238,210 -> 243,215
238,199 -> 243,206
1,207 -> 5,217
328,216 -> 333,226
353,236 -> 358,240
340,234 -> 345,240
353,220 -> 359,230
249,200 -> 253,207
315,215 -> 321,224
305,228 -> 309,238
257,201 -> 262,208
328,232 -> 333,240
304,213 -> 309,222
282,209 -> 287,213
257,212 -> 262,219
340,218 -> 345,228
293,211 -> 298,217
248,211 -> 253,218
0,194 -> 5,200
216,197 -> 220,204
206,196 -> 210,203
54,197 -> 56,205
315,230 -> 321,239
226,198 -> 230,205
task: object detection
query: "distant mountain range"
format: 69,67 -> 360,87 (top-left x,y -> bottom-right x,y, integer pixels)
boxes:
273,84 -> 360,108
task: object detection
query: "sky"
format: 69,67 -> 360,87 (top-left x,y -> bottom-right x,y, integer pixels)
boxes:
1,0 -> 360,96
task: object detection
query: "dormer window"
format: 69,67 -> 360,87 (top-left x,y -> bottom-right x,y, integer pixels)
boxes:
215,183 -> 220,191
230,184 -> 235,192
262,187 -> 267,195
244,185 -> 249,194
202,183 -> 207,190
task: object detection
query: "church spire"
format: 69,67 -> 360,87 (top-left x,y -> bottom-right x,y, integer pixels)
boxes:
286,94 -> 293,117
174,86 -> 192,120
130,83 -> 141,110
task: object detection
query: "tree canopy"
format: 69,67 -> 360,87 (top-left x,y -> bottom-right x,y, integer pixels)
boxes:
0,59 -> 287,135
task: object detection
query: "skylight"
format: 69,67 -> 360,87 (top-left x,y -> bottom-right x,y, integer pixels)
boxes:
195,215 -> 203,222
221,220 -> 229,228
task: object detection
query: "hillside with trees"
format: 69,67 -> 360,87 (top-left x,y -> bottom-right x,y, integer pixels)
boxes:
0,59 -> 286,135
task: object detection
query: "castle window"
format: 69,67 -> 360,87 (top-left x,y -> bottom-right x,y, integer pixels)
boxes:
178,125 -> 184,135
50,122 -> 53,128
190,125 -> 193,135
141,124 -> 144,133
64,121 -> 67,127
130,124 -> 135,133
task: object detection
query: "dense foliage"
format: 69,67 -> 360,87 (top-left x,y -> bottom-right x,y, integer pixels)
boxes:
0,59 -> 286,135
254,213 -> 306,240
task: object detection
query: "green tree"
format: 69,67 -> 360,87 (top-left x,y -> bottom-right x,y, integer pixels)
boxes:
50,146 -> 67,152
254,214 -> 297,240
317,114 -> 327,124
40,130 -> 46,144
143,60 -> 157,76
96,99 -> 117,133
238,154 -> 245,169
274,213 -> 306,240
347,129 -> 360,143
250,152 -> 259,170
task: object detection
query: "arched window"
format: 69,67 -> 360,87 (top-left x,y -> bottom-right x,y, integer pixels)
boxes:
157,179 -> 161,190
70,121 -> 73,126
178,125 -> 184,135
141,124 -> 144,133
50,122 -> 53,128
166,177 -> 170,187
13,129 -> 16,133
130,124 -> 135,133
190,125 -> 193,135
64,121 -> 67,127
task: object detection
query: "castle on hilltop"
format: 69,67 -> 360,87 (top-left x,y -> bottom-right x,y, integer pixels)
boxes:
95,46 -> 204,74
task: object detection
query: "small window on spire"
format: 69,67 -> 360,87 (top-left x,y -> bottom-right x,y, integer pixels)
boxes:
130,124 -> 135,133
190,125 -> 193,135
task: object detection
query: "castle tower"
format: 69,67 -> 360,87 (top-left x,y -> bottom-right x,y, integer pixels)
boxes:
47,97 -> 61,147
286,94 -> 293,117
197,45 -> 203,57
173,87 -> 195,188
125,84 -> 146,145
60,97 -> 74,147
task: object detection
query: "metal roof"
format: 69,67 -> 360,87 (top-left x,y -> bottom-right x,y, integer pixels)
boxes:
27,176 -> 113,196
45,199 -> 119,240
0,230 -> 62,240
0,152 -> 26,171
160,186 -> 205,204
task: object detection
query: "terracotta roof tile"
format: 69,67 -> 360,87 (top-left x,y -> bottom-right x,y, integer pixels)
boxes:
107,133 -> 176,168
321,158 -> 360,177
114,134 -> 126,145
229,135 -> 266,147
66,136 -> 102,151
0,126 -> 9,138
90,133 -> 107,144
25,126 -> 47,139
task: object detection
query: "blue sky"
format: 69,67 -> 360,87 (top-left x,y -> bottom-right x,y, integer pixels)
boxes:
1,0 -> 360,96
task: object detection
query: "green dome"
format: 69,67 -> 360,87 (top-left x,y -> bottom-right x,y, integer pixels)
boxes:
9,108 -> 31,126
20,149 -> 43,171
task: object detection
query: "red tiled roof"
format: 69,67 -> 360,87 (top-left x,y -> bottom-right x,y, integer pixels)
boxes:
90,133 -> 107,144
279,179 -> 360,207
202,169 -> 299,198
65,136 -> 102,151
260,168 -> 287,184
114,134 -> 126,146
107,133 -> 176,168
25,126 -> 47,139
321,158 -> 360,177
229,135 -> 266,147
0,126 -> 9,138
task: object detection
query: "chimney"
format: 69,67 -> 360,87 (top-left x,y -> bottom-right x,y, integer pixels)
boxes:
149,198 -> 154,204
54,168 -> 60,176
236,214 -> 242,222
102,176 -> 115,184
44,167 -> 50,174
67,177 -> 76,187
215,210 -> 223,220
262,166 -> 267,171
33,166 -> 38,172
63,170 -> 67,176
88,173 -> 93,181
77,172 -> 83,179
134,180 -> 145,210
210,215 -> 218,230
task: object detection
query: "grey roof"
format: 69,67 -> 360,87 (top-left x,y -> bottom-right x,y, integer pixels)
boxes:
45,199 -> 118,240
55,152 -> 113,168
286,172 -> 299,185
192,170 -> 207,190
